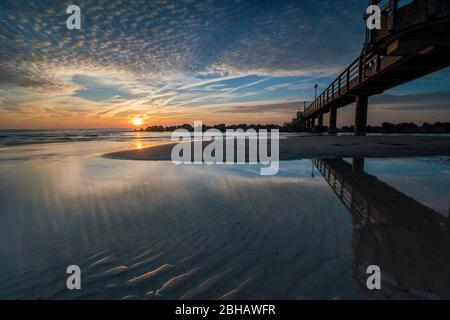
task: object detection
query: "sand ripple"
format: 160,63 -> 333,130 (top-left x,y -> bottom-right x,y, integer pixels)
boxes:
127,264 -> 174,285
105,266 -> 128,276
181,269 -> 232,300
89,256 -> 114,268
156,267 -> 201,295
217,277 -> 254,300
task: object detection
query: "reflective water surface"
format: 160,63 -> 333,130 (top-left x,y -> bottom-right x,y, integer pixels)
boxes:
0,141 -> 449,299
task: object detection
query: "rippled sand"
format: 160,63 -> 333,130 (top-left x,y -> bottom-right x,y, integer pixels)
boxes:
0,141 -> 449,300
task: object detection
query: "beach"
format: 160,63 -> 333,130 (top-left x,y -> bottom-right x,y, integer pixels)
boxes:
104,135 -> 450,161
0,131 -> 449,299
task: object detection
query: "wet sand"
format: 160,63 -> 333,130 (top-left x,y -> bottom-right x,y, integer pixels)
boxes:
104,135 -> 450,161
1,140 -> 450,299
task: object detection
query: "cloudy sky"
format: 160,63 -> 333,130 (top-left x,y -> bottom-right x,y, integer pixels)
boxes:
0,0 -> 449,129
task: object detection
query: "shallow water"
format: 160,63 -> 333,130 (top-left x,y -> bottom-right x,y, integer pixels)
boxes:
0,140 -> 449,300
0,129 -> 306,147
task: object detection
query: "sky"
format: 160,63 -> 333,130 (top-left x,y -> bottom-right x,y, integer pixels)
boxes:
0,0 -> 449,129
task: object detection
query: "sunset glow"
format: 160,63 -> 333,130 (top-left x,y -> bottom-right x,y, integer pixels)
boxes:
0,1 -> 449,130
133,118 -> 143,126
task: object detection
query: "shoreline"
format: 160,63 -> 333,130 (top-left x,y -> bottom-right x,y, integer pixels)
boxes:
103,135 -> 450,161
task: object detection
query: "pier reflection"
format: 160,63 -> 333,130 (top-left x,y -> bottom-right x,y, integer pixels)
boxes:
314,158 -> 450,298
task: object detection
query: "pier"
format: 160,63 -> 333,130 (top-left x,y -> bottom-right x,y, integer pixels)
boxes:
301,0 -> 450,135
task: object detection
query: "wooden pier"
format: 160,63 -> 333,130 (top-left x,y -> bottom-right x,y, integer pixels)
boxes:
301,0 -> 450,135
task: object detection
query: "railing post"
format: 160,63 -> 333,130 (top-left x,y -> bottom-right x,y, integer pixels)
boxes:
388,0 -> 398,32
346,67 -> 350,91
367,0 -> 379,45
376,54 -> 381,72
338,76 -> 341,95
358,55 -> 364,83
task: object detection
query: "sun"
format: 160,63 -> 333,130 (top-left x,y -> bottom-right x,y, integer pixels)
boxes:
133,118 -> 143,126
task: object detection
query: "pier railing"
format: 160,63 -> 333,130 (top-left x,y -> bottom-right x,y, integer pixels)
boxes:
304,0 -> 448,118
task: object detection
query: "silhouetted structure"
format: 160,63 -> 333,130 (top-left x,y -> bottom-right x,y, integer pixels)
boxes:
302,0 -> 450,136
315,158 -> 450,298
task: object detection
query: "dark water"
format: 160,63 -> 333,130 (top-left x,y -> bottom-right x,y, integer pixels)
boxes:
0,128 -> 171,146
0,141 -> 449,299
0,129 -> 316,147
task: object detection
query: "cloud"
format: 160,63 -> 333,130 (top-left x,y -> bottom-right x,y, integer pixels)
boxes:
0,64 -> 69,92
0,0 -> 366,83
213,101 -> 304,114
0,0 -> 448,128
71,74 -> 137,102
371,91 -> 450,111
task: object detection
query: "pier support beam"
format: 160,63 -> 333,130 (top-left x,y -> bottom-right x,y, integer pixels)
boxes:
328,106 -> 337,135
352,158 -> 365,175
311,117 -> 316,130
355,95 -> 368,136
318,113 -> 324,132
